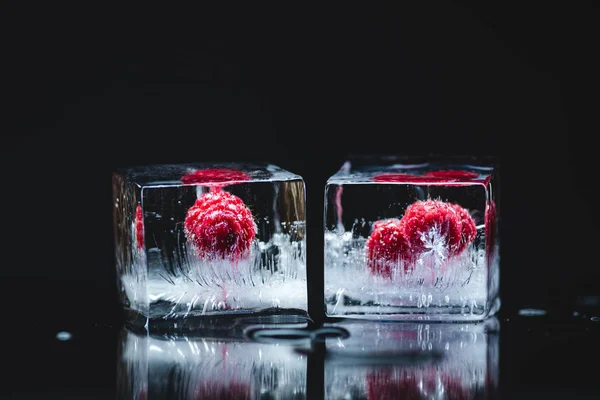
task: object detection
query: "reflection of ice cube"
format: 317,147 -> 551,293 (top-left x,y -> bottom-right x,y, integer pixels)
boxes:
113,163 -> 308,327
324,319 -> 499,400
324,157 -> 499,321
117,327 -> 308,399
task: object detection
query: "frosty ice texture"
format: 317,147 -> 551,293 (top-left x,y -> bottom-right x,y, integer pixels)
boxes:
324,320 -> 499,399
113,163 -> 307,322
117,327 -> 307,399
324,160 -> 499,320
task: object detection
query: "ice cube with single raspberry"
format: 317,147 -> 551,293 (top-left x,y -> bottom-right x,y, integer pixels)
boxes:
113,163 -> 307,326
324,156 -> 499,320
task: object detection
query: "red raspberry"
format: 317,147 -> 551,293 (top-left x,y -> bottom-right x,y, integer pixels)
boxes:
365,219 -> 412,278
184,191 -> 256,261
181,168 -> 250,186
398,200 -> 475,258
135,204 -> 144,249
451,203 -> 478,250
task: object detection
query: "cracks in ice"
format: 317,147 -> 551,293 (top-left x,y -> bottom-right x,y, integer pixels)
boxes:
418,225 -> 449,271
324,230 -> 487,312
121,231 -> 308,315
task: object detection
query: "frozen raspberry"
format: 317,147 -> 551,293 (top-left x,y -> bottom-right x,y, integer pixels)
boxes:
451,203 -> 478,249
365,219 -> 412,278
399,200 -> 475,257
181,168 -> 250,186
184,191 -> 256,261
135,204 -> 144,249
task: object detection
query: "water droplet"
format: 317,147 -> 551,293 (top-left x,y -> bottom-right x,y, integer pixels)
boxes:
518,308 -> 547,317
56,331 -> 72,341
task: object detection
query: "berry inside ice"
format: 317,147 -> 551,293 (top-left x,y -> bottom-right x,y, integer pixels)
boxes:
366,200 -> 477,278
184,190 -> 257,261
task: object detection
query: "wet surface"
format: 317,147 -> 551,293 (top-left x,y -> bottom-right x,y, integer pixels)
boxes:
2,280 -> 600,400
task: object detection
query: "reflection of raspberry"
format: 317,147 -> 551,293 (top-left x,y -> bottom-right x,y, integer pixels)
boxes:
184,191 -> 256,261
485,200 -> 497,264
366,219 -> 412,278
181,168 -> 250,185
194,382 -> 251,400
423,170 -> 479,180
399,200 -> 475,257
135,204 -> 144,249
367,368 -> 471,400
367,369 -> 421,399
372,170 -> 481,184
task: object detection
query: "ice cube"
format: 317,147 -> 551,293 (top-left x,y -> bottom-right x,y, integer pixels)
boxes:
324,156 -> 499,320
117,325 -> 307,399
112,163 -> 308,325
323,319 -> 499,399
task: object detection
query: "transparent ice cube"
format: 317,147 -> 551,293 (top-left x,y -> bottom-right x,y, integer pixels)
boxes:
113,163 -> 307,324
324,319 -> 500,399
117,326 -> 308,399
324,156 -> 499,320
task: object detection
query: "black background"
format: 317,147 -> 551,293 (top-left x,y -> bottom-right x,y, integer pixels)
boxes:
1,2 -> 599,398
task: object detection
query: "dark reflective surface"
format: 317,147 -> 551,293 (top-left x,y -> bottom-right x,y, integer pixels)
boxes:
2,307 -> 600,399
117,326 -> 310,399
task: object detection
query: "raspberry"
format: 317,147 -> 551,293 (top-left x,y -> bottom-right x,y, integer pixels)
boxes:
398,200 -> 475,257
135,204 -> 144,249
451,203 -> 478,249
365,200 -> 476,278
181,168 -> 250,186
184,191 -> 256,261
365,219 -> 412,278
